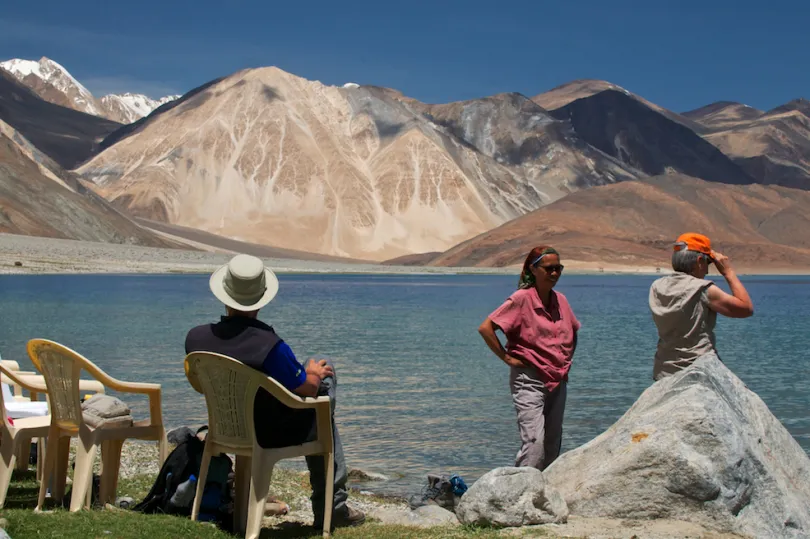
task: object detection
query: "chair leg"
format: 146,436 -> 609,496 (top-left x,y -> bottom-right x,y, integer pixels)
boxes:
36,436 -> 45,483
16,439 -> 30,472
190,443 -> 213,522
99,440 -> 123,505
158,429 -> 168,465
322,451 -> 335,538
53,435 -> 71,503
245,455 -> 275,539
70,432 -> 97,512
0,432 -> 18,508
37,428 -> 60,511
233,455 -> 252,535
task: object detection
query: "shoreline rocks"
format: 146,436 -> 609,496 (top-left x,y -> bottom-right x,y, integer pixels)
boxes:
347,468 -> 389,482
456,467 -> 568,527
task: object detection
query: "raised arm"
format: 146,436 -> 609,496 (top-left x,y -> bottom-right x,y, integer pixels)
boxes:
707,251 -> 754,318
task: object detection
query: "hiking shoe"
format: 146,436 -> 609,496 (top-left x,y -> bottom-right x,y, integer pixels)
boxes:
313,504 -> 366,529
408,473 -> 455,511
116,496 -> 135,510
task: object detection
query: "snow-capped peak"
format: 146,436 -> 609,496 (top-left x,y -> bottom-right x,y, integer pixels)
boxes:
99,93 -> 180,124
1,56 -> 101,116
1,56 -> 180,124
0,58 -> 44,78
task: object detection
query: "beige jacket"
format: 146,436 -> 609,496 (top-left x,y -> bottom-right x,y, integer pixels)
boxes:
649,273 -> 717,380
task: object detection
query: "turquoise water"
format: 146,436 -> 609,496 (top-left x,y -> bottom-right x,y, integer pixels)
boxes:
0,273 -> 808,495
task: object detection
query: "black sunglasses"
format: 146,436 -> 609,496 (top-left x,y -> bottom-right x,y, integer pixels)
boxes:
537,264 -> 564,274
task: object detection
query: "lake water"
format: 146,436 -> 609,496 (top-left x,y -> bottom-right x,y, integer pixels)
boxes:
0,273 -> 808,496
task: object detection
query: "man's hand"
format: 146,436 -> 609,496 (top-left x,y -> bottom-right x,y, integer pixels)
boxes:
711,250 -> 733,276
503,354 -> 528,368
305,358 -> 334,380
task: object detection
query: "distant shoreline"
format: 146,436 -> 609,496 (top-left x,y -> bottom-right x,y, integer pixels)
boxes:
1,233 -> 808,277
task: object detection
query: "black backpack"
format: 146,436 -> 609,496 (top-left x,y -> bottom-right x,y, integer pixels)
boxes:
134,427 -> 233,527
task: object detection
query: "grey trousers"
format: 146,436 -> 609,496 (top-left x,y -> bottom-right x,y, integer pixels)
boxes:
509,366 -> 567,470
306,357 -> 349,519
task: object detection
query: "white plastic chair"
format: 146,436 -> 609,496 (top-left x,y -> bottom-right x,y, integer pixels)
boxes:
28,339 -> 168,511
0,364 -> 51,478
1,356 -> 36,402
0,368 -> 50,508
1,383 -> 48,419
185,352 -> 335,539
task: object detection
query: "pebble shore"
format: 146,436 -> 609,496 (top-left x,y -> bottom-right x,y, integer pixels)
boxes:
0,233 -> 514,276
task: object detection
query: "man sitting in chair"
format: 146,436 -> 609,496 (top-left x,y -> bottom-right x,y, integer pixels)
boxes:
185,254 -> 365,529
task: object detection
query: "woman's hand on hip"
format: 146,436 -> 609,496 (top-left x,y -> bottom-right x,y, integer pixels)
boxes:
502,354 -> 528,368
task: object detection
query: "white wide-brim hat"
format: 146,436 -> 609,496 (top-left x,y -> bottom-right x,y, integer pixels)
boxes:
209,254 -> 279,311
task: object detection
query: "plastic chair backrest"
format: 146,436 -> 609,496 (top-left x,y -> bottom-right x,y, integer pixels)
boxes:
185,352 -> 310,452
27,340 -> 86,430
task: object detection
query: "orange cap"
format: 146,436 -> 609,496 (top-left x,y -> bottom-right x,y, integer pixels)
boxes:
674,233 -> 712,256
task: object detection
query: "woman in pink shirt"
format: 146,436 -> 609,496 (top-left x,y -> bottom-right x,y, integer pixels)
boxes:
478,245 -> 581,470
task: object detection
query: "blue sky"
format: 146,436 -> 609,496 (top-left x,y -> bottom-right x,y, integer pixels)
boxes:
1,0 -> 807,112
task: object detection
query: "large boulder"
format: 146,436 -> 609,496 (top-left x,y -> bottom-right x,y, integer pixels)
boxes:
544,355 -> 810,538
456,467 -> 568,527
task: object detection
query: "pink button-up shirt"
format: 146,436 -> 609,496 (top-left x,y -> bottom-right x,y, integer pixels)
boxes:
489,288 -> 581,392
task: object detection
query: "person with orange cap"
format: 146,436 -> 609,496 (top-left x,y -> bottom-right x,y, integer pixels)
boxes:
648,233 -> 754,380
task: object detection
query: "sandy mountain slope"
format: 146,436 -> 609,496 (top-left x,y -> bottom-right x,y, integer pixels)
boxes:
78,67 -> 637,260
0,120 -> 177,246
426,174 -> 810,270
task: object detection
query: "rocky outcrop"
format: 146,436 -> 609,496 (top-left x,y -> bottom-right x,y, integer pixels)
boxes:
543,355 -> 810,539
455,467 -> 568,527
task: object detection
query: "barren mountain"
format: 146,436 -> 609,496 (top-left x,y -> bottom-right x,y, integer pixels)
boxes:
533,79 -> 704,132
0,120 -> 177,246
413,92 -> 638,194
532,79 -> 623,110
549,90 -> 756,185
0,57 -> 179,123
682,101 -> 763,130
426,174 -> 810,270
0,70 -> 121,168
768,98 -> 810,118
78,68 -> 636,261
692,100 -> 810,190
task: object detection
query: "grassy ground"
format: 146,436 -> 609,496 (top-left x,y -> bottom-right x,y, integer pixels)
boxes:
0,466 -> 546,539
